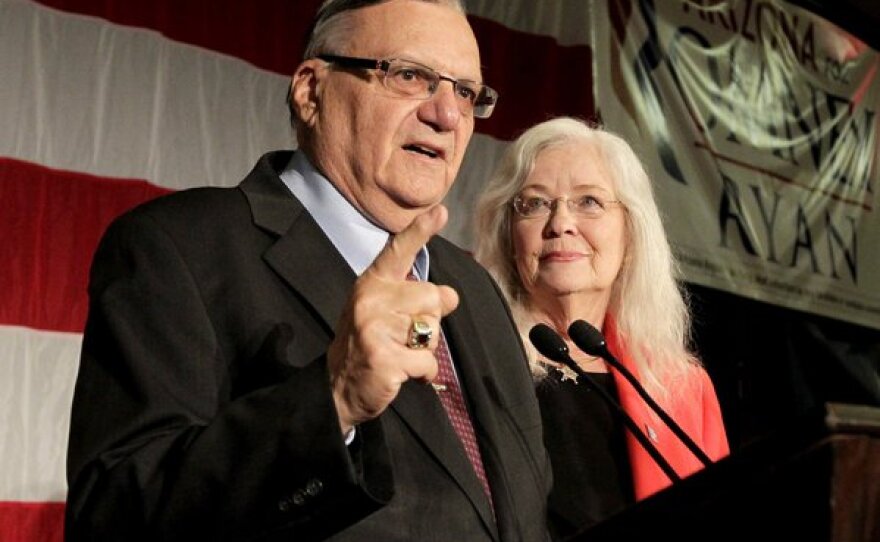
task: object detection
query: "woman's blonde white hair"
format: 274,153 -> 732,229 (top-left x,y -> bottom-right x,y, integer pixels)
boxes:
473,117 -> 699,397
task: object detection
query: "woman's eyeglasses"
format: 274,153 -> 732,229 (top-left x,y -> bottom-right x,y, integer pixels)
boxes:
511,194 -> 624,219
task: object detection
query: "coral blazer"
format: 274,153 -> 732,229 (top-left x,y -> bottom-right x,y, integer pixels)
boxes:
604,317 -> 730,500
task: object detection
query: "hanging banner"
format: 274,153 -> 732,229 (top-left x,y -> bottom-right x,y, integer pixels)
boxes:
595,0 -> 880,329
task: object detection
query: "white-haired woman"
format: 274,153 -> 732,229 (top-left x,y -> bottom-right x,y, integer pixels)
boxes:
474,117 -> 728,538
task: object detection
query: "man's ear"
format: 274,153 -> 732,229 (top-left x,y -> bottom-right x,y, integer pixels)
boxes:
290,59 -> 323,127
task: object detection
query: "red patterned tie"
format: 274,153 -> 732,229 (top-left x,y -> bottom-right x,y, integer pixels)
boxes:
408,272 -> 494,508
433,328 -> 494,507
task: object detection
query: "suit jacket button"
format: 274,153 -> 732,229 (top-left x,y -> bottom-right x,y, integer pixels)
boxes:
305,478 -> 323,496
292,490 -> 306,506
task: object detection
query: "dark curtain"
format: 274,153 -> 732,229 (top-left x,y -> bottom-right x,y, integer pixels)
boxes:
688,283 -> 880,450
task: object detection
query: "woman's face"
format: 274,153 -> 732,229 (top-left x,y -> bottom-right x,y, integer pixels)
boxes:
511,141 -> 628,306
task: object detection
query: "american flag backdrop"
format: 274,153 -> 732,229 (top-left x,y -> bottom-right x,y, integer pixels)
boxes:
0,1 -> 593,538
2,0 -> 878,540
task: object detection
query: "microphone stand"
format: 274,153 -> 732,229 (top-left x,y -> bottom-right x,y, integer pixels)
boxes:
568,320 -> 713,467
529,324 -> 681,484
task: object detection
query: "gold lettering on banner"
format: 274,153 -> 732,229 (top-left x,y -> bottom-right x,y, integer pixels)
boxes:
681,0 -> 817,72
606,0 -> 880,326
665,5 -> 876,206
718,176 -> 859,283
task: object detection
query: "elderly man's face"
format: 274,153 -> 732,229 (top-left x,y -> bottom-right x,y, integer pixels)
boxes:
294,0 -> 482,233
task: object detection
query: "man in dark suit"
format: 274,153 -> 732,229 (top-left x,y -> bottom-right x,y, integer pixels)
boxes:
65,0 -> 551,540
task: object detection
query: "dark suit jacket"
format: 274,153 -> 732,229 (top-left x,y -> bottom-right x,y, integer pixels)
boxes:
66,151 -> 551,541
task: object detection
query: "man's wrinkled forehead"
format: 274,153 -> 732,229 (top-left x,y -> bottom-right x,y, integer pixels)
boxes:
305,0 -> 466,57
314,0 -> 464,24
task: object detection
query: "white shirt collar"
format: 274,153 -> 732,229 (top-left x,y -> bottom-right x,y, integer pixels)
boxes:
280,152 -> 429,278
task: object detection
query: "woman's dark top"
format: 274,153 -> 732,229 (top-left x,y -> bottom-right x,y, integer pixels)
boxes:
536,367 -> 635,541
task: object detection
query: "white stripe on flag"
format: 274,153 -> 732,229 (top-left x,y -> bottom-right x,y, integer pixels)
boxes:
0,0 -> 293,190
0,326 -> 81,502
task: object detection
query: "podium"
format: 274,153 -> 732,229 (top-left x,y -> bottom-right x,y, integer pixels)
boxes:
569,403 -> 880,542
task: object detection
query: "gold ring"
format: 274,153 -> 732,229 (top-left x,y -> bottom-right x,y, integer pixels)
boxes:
407,318 -> 433,349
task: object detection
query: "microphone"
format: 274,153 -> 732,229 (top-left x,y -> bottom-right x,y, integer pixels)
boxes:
529,324 -> 681,483
567,320 -> 713,467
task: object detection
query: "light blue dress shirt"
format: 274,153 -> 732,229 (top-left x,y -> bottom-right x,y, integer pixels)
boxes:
280,152 -> 429,278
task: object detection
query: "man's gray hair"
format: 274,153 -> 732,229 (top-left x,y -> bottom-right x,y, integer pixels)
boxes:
303,0 -> 466,60
288,0 -> 466,130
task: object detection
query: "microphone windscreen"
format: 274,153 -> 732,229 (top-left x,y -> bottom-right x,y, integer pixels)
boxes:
568,320 -> 607,356
528,324 -> 569,362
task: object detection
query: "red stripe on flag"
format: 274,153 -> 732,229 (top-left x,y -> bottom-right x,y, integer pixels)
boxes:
0,158 -> 171,333
471,16 -> 595,140
34,0 -> 322,75
0,502 -> 65,542
32,0 -> 594,141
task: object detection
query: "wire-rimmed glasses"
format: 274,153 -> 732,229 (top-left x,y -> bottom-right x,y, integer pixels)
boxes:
512,194 -> 624,219
317,54 -> 498,119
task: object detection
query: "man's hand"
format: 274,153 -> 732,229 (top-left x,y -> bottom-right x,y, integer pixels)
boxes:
328,205 -> 460,434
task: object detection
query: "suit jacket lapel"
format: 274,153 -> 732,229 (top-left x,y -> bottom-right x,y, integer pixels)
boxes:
240,153 -> 354,331
391,381 -> 497,536
419,247 -> 506,537
264,214 -> 354,330
429,244 -> 540,541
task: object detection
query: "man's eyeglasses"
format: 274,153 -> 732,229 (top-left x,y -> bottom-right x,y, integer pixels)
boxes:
317,54 -> 498,119
512,194 -> 624,219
